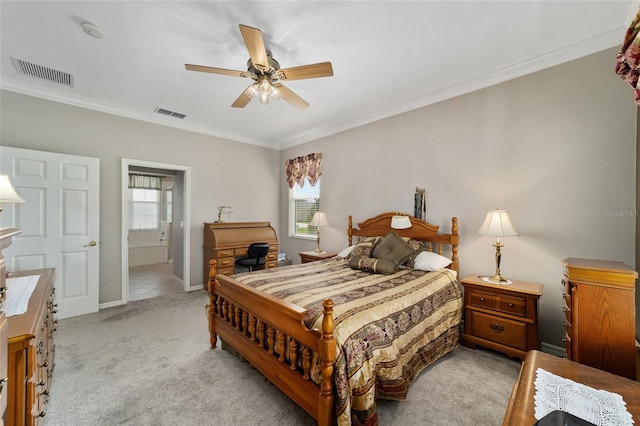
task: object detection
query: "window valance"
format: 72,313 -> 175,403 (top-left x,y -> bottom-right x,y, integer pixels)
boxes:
128,174 -> 162,190
285,153 -> 322,188
616,6 -> 640,103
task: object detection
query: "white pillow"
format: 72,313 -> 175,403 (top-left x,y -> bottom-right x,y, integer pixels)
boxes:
337,245 -> 355,258
413,251 -> 451,271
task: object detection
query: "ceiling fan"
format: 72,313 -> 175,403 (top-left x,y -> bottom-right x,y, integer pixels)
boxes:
185,24 -> 333,110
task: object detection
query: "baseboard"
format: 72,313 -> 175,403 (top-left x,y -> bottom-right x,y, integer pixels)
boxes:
187,284 -> 204,291
99,300 -> 125,310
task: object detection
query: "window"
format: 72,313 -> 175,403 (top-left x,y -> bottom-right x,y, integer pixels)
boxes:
129,188 -> 159,230
289,179 -> 320,238
164,187 -> 173,223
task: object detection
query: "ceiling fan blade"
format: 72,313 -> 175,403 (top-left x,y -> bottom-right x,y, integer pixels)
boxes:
239,24 -> 269,72
276,62 -> 334,81
185,64 -> 248,78
274,83 -> 309,110
231,86 -> 253,108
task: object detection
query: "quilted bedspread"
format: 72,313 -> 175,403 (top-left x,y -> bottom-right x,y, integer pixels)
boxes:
232,258 -> 463,425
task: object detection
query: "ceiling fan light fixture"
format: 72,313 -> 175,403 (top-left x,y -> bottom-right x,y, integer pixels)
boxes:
249,77 -> 281,104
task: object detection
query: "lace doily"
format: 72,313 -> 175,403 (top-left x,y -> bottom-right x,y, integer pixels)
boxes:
534,368 -> 634,426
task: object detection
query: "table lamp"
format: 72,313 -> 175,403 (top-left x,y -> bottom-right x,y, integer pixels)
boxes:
477,209 -> 519,283
310,212 -> 329,253
0,174 -> 25,211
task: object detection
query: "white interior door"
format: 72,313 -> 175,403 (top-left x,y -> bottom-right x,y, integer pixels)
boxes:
0,146 -> 100,319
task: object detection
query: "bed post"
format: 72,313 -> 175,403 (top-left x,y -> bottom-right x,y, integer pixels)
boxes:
348,215 -> 353,246
206,259 -> 218,349
318,299 -> 336,426
450,217 -> 459,275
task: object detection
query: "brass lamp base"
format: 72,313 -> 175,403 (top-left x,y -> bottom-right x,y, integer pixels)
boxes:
486,273 -> 511,284
314,229 -> 322,253
486,239 -> 511,284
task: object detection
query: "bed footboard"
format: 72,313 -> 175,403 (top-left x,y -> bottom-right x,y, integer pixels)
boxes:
206,260 -> 336,426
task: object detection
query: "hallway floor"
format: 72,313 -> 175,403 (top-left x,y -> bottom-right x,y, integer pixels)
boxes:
129,262 -> 183,301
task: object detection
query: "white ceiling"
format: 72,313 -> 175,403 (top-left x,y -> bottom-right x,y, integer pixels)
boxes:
1,1 -> 637,150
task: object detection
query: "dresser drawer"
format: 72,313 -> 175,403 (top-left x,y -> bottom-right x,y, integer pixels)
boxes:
469,289 -> 496,310
470,311 -> 526,350
218,266 -> 235,276
217,257 -> 235,270
266,252 -> 277,262
216,249 -> 235,258
497,294 -> 525,316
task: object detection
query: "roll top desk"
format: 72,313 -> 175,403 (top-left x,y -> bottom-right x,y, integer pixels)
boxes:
203,222 -> 278,280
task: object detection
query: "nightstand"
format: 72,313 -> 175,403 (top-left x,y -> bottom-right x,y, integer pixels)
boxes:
299,251 -> 337,264
460,274 -> 543,361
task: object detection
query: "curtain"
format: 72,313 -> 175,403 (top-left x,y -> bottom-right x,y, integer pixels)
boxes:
616,7 -> 640,103
285,153 -> 322,188
128,174 -> 162,190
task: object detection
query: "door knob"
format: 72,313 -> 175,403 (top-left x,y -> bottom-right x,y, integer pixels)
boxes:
83,241 -> 97,247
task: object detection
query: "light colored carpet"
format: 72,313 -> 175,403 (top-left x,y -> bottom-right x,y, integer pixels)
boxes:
44,289 -> 521,425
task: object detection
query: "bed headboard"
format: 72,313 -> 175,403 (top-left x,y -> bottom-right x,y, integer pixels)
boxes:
347,212 -> 459,275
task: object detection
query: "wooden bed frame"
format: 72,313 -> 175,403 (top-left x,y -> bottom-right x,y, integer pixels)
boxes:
206,212 -> 459,425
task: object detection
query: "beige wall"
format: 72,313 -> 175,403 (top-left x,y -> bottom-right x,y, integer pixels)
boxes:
280,47 -> 637,349
0,91 -> 281,303
0,46 -> 635,349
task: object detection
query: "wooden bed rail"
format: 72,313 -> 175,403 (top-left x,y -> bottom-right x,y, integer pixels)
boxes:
206,259 -> 336,425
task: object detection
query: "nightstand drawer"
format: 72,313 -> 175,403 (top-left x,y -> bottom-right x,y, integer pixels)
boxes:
497,294 -> 525,316
470,311 -> 526,350
469,289 -> 496,310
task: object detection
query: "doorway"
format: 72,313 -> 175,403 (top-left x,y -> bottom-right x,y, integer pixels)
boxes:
121,159 -> 191,304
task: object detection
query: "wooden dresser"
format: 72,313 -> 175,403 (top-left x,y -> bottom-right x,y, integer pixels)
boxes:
7,268 -> 56,426
0,228 -> 22,425
203,222 -> 278,279
562,258 -> 637,380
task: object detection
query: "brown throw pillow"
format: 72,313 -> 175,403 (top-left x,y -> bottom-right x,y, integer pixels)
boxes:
349,236 -> 381,259
349,255 -> 399,274
372,231 -> 415,265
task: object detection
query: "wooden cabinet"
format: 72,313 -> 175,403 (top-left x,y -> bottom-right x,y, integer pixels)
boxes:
460,274 -> 543,361
7,268 -> 56,426
299,251 -> 337,264
0,227 -> 21,424
562,257 -> 637,380
203,222 -> 278,279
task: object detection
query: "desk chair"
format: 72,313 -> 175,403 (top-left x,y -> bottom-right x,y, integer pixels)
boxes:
235,242 -> 270,272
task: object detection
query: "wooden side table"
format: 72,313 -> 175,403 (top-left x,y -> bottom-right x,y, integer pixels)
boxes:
299,251 -> 337,264
503,350 -> 640,425
460,274 -> 543,361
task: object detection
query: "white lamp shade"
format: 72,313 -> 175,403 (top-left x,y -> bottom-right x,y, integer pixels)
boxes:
391,215 -> 412,229
477,209 -> 519,237
0,175 -> 25,203
310,212 -> 329,227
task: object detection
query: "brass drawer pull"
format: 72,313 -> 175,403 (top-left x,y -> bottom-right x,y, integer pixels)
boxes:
489,323 -> 504,333
480,297 -> 485,302
508,303 -> 514,307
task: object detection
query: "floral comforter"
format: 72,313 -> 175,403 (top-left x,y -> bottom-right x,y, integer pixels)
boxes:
233,258 -> 463,425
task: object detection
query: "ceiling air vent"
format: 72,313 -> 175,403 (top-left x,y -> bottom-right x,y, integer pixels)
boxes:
154,107 -> 186,119
11,57 -> 74,87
